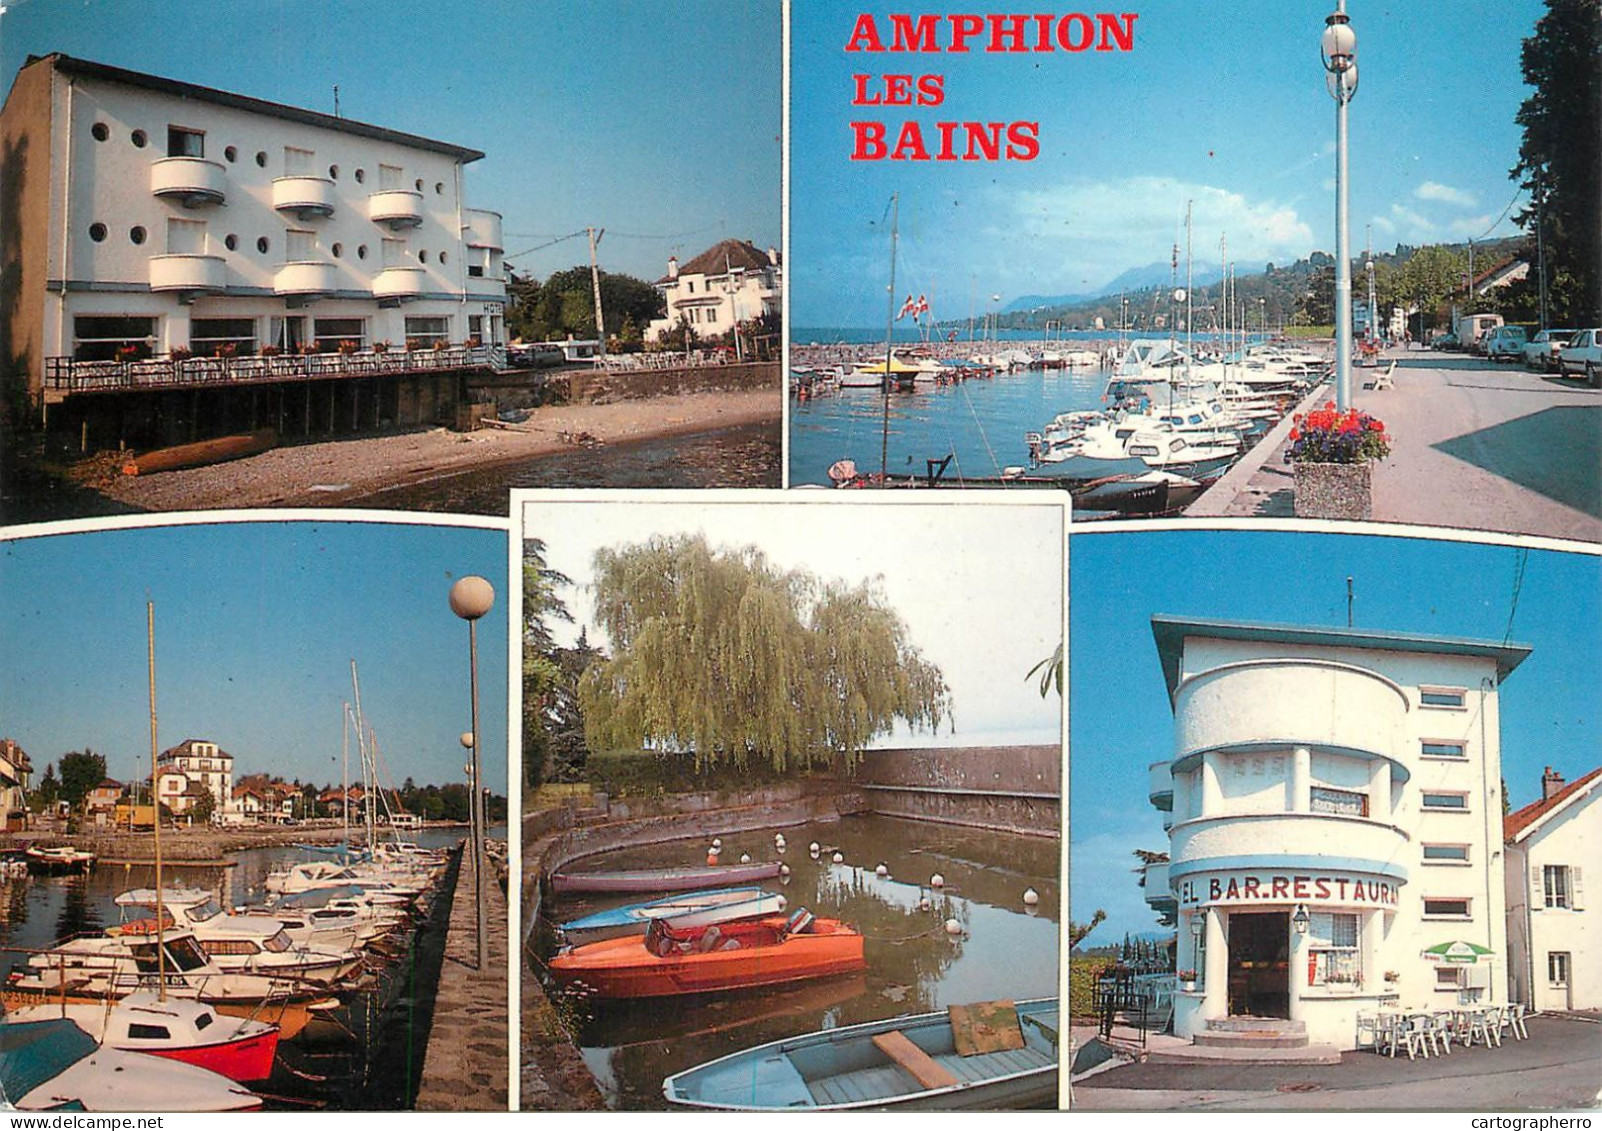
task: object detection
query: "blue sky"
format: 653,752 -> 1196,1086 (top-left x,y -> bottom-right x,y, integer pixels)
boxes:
0,0 -> 780,283
793,1 -> 1543,328
0,519 -> 509,794
1069,529 -> 1601,947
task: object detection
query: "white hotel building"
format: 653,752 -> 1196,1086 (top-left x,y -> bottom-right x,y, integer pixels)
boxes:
1,53 -> 507,447
1144,616 -> 1528,1050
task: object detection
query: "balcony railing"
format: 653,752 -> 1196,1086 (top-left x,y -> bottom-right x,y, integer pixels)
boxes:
150,157 -> 227,207
43,345 -> 507,395
272,176 -> 336,219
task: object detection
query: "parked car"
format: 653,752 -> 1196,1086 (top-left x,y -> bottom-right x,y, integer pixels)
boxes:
1430,331 -> 1460,351
1522,329 -> 1575,371
1559,328 -> 1602,386
1482,325 -> 1529,361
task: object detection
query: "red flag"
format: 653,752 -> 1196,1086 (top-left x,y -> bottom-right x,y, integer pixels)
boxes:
914,294 -> 930,318
896,294 -> 916,320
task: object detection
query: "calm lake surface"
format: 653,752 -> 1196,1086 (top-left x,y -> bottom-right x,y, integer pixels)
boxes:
536,813 -> 1060,1110
788,367 -> 1112,486
354,420 -> 781,514
0,828 -> 487,1110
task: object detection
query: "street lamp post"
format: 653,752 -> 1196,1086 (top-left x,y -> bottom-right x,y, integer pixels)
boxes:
1322,2 -> 1358,409
448,575 -> 495,971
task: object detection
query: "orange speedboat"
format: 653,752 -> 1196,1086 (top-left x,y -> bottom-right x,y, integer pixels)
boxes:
548,910 -> 866,999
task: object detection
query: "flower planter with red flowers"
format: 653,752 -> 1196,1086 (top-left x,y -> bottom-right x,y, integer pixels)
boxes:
1285,402 -> 1391,521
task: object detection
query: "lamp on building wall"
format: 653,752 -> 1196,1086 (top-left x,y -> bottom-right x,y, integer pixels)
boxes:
1190,914 -> 1204,939
1292,904 -> 1311,934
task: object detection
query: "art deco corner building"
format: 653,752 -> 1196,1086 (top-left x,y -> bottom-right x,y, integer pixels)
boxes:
1144,616 -> 1528,1050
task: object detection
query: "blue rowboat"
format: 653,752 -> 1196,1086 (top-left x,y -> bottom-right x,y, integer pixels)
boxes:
557,888 -> 788,945
662,997 -> 1058,1111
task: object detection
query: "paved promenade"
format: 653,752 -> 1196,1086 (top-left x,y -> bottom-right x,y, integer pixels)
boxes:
1073,1014 -> 1602,1110
1190,348 -> 1601,543
415,846 -> 510,1111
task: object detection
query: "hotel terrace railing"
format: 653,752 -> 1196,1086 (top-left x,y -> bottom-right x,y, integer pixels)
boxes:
43,345 -> 508,395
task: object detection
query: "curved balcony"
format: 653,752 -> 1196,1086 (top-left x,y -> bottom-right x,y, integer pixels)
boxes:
273,261 -> 340,298
462,208 -> 503,250
1148,760 -> 1173,810
272,176 -> 336,220
1171,811 -> 1410,890
149,158 -> 227,207
1174,659 -> 1410,777
368,189 -> 424,230
1143,861 -> 1174,913
148,253 -> 226,294
372,266 -> 427,302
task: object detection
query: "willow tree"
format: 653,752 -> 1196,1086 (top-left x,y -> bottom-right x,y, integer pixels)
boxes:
579,534 -> 950,772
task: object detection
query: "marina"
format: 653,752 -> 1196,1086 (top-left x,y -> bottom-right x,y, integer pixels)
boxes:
0,828 -> 495,1110
530,813 -> 1059,1111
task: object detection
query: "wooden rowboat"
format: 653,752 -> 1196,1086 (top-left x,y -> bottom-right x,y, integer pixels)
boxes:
550,861 -> 781,895
663,997 -> 1058,1111
549,910 -> 865,999
122,429 -> 277,476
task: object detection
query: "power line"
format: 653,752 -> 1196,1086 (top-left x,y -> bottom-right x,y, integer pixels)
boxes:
1503,546 -> 1528,645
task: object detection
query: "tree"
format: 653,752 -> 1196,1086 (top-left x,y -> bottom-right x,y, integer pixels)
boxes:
523,538 -> 574,789
580,534 -> 951,772
507,266 -> 665,343
1069,909 -> 1107,950
57,750 -> 107,810
189,790 -> 215,824
1510,0 -> 1602,325
29,764 -> 60,810
1396,245 -> 1469,331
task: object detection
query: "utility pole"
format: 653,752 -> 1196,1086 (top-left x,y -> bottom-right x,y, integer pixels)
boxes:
587,227 -> 606,363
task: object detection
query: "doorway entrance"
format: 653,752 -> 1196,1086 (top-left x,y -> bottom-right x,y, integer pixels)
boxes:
1227,911 -> 1290,1018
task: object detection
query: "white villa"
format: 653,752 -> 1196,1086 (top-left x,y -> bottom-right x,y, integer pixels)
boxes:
1144,616 -> 1528,1051
0,53 -> 507,447
648,239 -> 780,346
157,737 -> 233,818
1505,765 -> 1598,1014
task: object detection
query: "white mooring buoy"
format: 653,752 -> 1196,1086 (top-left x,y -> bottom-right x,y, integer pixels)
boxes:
1023,887 -> 1040,906
930,873 -> 945,888
944,919 -> 963,936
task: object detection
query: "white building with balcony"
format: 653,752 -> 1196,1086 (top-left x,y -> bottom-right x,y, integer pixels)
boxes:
1505,765 -> 1598,1013
647,239 -> 780,345
0,53 -> 507,445
157,737 -> 234,818
1143,616 -> 1528,1050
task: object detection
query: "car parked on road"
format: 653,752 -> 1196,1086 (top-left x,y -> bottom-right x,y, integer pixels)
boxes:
1430,331 -> 1460,351
1522,329 -> 1575,372
1559,328 -> 1602,386
1483,325 -> 1530,361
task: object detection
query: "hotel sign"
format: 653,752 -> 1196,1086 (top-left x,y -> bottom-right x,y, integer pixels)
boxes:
1177,870 -> 1400,910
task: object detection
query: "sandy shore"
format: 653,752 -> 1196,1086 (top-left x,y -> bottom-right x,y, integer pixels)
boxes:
93,388 -> 781,512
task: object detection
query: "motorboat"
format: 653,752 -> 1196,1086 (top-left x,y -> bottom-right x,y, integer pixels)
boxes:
557,887 -> 787,946
550,861 -> 782,895
24,845 -> 96,874
114,886 -> 363,955
548,909 -> 866,999
4,990 -> 279,1083
0,1018 -> 261,1111
662,997 -> 1058,1111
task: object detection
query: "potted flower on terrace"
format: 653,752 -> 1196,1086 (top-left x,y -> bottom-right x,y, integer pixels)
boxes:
1284,401 -> 1391,520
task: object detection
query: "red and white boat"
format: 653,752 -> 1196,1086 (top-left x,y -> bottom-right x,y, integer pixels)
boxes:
4,990 -> 279,1083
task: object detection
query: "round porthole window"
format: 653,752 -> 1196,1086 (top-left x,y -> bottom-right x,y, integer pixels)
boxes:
329,165 -> 340,180
255,151 -> 267,167
419,249 -> 429,264
130,225 -> 147,244
414,178 -> 424,192
355,168 -> 366,184
91,122 -> 109,142
439,251 -> 448,265
257,236 -> 270,254
332,242 -> 343,258
434,182 -> 444,195
357,244 -> 368,259
89,222 -> 107,242
225,145 -> 238,163
131,129 -> 147,148
225,234 -> 238,251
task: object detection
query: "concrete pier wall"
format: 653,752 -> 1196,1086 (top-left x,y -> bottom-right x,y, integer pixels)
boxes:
853,744 -> 1061,837
563,361 -> 777,403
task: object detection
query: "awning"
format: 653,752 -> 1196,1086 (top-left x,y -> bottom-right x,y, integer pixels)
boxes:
1422,940 -> 1494,964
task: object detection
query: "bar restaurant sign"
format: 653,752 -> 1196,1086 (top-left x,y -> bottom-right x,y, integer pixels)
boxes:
1177,870 -> 1401,910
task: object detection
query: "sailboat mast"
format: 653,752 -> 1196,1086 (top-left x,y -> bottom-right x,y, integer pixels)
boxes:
880,191 -> 899,479
341,702 -> 350,849
1184,200 -> 1194,382
147,602 -> 166,1000
350,660 -> 369,852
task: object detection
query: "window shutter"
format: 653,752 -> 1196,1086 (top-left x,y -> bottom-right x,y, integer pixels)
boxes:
1531,865 -> 1544,910
1573,867 -> 1585,911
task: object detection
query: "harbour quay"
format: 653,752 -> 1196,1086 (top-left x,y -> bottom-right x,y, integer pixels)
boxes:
1191,346 -> 1601,542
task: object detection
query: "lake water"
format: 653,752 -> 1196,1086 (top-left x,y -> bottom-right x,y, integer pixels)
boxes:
788,366 -> 1113,486
0,828 -> 482,1110
533,813 -> 1060,1110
